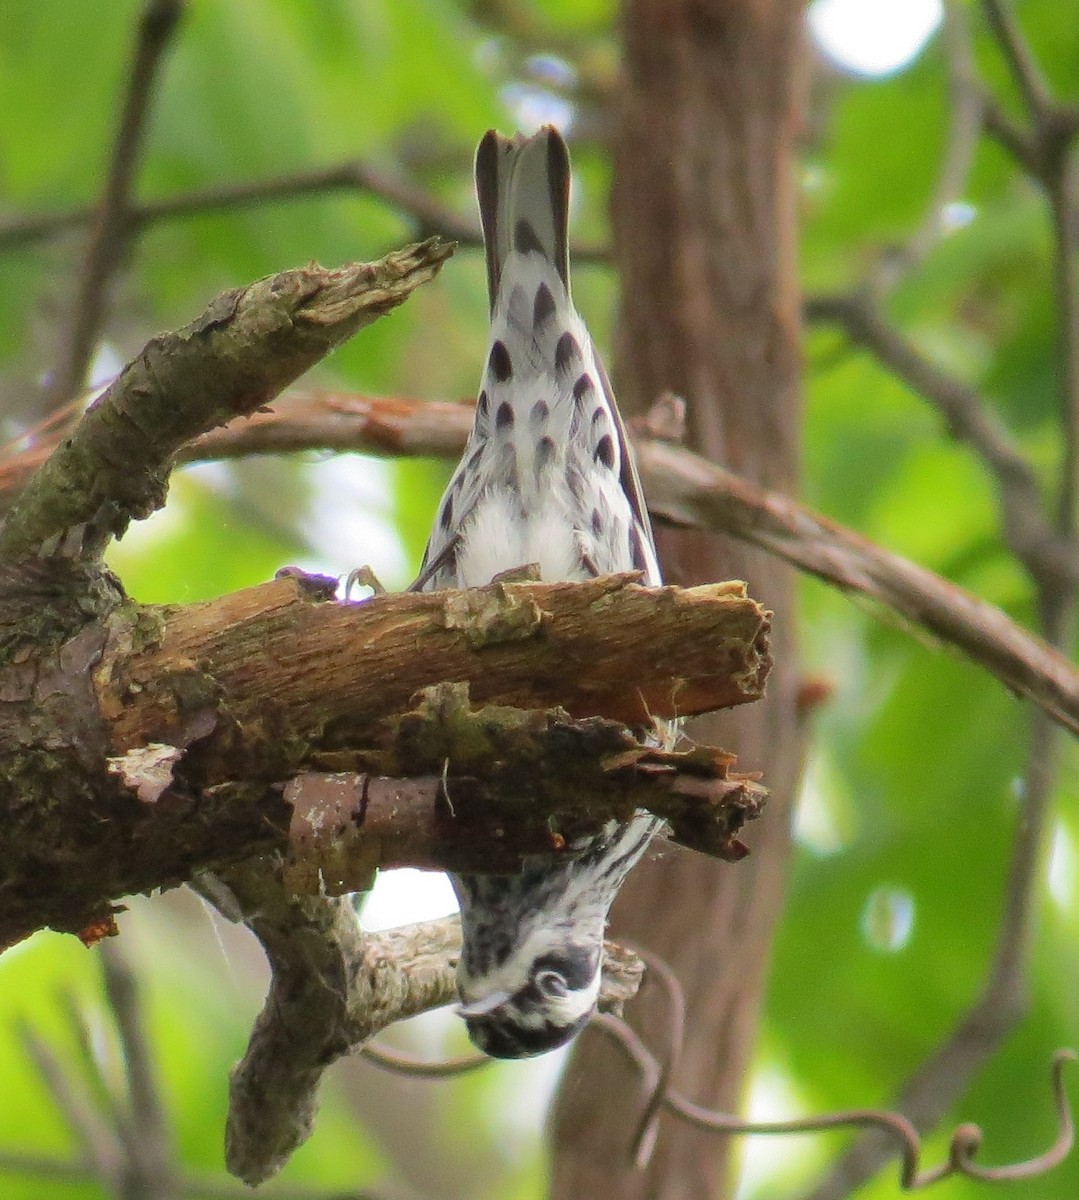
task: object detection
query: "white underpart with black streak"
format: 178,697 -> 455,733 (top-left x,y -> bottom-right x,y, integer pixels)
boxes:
455,255 -> 632,585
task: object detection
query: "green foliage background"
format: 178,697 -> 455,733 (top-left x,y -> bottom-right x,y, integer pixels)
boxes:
1,2 -> 1077,1198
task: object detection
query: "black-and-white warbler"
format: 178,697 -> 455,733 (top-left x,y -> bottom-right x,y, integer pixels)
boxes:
415,127 -> 663,1059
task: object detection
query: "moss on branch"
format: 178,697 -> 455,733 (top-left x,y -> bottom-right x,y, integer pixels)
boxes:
0,571 -> 770,950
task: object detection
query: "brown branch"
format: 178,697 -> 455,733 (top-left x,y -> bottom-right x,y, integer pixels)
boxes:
8,387 -> 1074,740
42,0 -> 185,411
205,862 -> 643,1186
0,572 -> 769,948
0,239 -> 452,563
804,291 -> 1076,589
981,0 -> 1051,118
0,390 -> 475,506
641,439 -> 1079,737
193,388 -> 475,462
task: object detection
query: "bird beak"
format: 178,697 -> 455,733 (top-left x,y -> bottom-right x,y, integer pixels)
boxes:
455,990 -> 512,1018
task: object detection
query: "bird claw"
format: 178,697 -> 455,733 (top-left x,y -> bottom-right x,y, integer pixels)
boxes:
344,565 -> 387,598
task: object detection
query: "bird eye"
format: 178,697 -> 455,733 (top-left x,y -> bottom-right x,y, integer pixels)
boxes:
535,969 -> 568,998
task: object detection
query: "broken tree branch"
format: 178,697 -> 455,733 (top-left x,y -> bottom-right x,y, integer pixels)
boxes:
29,387 -> 1067,740
104,572 -> 768,755
0,239 -> 453,564
208,863 -> 642,1186
0,571 -> 770,949
282,682 -> 765,893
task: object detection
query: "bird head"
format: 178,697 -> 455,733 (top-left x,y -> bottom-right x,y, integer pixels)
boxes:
456,932 -> 601,1059
450,816 -> 659,1058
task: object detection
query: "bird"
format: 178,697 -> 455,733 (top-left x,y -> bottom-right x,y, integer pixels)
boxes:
414,126 -> 664,1059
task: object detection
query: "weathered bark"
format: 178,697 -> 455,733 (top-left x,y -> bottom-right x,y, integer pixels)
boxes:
215,866 -> 647,1188
106,573 -> 768,753
551,3 -> 806,1198
0,571 -> 769,950
6,391 -> 1070,731
0,240 -> 453,557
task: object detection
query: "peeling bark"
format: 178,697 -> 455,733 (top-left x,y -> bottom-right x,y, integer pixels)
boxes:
0,571 -> 770,950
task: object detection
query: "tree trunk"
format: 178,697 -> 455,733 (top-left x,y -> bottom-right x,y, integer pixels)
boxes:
550,2 -> 806,1197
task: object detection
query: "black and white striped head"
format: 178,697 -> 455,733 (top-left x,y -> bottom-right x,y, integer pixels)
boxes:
456,923 -> 602,1059
451,817 -> 656,1059
451,855 -> 610,1059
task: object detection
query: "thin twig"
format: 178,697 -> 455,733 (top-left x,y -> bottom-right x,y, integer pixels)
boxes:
591,1011 -> 1076,1191
56,987 -> 131,1151
1050,162 -> 1079,537
981,0 -> 1051,117
804,291 -> 1076,589
669,1052 -> 1076,1188
0,159 -> 609,264
883,1 -> 983,284
0,1152 -> 89,1183
6,386 -> 1076,740
101,940 -> 178,1200
15,1021 -> 123,1189
624,948 -> 685,1169
41,0 -> 185,411
981,90 -> 1040,172
360,1041 -> 490,1079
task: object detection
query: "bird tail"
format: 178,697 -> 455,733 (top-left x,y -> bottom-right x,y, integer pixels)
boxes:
475,126 -> 571,312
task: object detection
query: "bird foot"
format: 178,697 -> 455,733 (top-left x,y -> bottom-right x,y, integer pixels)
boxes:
344,565 -> 387,598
